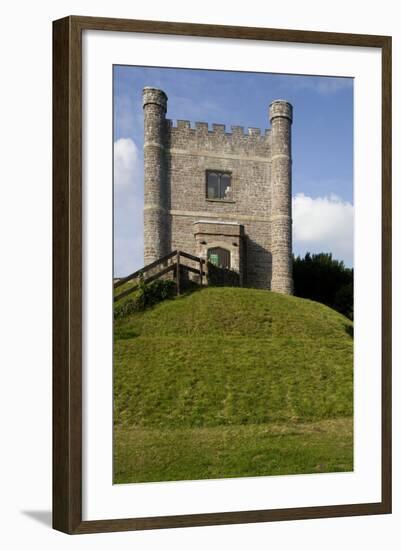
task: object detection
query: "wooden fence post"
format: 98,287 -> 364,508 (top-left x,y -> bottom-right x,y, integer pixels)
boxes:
204,259 -> 208,286
176,251 -> 181,295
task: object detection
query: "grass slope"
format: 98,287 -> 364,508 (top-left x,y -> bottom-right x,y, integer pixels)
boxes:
114,287 -> 353,483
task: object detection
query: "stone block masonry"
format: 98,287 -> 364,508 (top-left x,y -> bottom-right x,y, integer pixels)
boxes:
142,87 -> 293,293
269,100 -> 293,294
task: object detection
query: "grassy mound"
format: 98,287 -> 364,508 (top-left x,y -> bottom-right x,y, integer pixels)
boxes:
113,287 -> 353,482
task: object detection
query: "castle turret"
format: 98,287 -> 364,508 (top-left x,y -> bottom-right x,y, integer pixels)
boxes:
143,87 -> 168,264
269,100 -> 293,294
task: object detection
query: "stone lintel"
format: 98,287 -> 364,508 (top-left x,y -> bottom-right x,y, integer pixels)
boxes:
194,220 -> 244,238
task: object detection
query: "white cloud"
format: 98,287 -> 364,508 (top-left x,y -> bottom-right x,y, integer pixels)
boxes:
292,193 -> 354,266
114,138 -> 140,186
113,138 -> 144,276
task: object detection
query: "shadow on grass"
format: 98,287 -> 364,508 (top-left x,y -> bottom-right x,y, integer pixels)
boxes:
344,324 -> 353,339
115,328 -> 140,340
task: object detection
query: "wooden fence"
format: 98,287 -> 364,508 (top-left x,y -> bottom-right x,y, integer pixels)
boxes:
113,250 -> 206,303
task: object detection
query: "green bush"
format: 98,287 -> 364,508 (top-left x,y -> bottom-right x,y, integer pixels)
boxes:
333,282 -> 354,320
142,278 -> 177,307
114,278 -> 176,319
293,252 -> 353,319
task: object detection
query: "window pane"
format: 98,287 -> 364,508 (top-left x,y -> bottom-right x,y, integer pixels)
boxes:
207,173 -> 218,199
220,174 -> 231,199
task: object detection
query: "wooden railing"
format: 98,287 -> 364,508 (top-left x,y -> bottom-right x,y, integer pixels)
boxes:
113,250 -> 206,303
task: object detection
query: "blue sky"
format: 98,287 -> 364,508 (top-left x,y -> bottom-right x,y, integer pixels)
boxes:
113,65 -> 353,277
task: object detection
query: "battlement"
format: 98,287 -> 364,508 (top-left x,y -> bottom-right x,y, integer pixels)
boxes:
166,119 -> 270,138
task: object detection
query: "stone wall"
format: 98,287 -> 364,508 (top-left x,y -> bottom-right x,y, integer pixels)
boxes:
142,88 -> 293,293
165,121 -> 273,289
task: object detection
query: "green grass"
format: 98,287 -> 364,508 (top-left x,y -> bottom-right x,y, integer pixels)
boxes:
114,287 -> 353,483
114,418 -> 353,483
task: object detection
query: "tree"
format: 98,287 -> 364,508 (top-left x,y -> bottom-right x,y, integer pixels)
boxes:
293,253 -> 353,319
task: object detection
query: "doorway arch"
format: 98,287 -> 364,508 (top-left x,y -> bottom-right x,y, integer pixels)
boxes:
207,247 -> 231,269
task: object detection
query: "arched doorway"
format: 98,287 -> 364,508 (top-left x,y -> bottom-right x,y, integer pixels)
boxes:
207,247 -> 231,269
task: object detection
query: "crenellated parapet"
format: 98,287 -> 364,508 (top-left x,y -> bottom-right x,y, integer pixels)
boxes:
167,119 -> 271,135
166,119 -> 271,158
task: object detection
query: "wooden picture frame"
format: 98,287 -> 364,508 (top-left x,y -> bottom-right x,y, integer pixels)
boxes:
53,15 -> 392,534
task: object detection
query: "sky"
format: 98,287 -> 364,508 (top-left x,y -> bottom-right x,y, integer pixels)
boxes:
113,65 -> 353,277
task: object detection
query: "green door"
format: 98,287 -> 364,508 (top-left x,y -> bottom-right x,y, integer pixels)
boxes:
207,247 -> 231,269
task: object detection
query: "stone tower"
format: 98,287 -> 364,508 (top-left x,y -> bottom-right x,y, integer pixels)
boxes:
142,87 -> 169,264
269,100 -> 293,294
142,87 -> 293,294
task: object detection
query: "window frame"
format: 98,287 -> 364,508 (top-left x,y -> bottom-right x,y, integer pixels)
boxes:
205,169 -> 234,202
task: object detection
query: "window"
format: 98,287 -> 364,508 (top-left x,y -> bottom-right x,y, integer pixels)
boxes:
206,171 -> 232,200
208,247 -> 231,269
